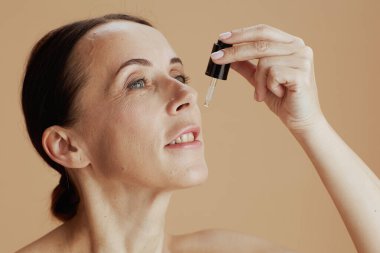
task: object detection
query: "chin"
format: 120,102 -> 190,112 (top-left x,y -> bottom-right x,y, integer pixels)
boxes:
169,162 -> 209,189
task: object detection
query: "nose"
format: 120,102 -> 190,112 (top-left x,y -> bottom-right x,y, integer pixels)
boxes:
166,82 -> 198,115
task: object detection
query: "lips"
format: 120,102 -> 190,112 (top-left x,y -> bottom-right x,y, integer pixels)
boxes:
166,125 -> 200,146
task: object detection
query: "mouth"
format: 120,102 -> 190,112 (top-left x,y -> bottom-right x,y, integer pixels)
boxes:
165,126 -> 201,147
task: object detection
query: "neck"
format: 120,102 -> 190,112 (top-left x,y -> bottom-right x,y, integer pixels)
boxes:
65,171 -> 173,253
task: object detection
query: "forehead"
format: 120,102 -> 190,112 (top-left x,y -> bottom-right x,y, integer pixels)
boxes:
75,21 -> 177,70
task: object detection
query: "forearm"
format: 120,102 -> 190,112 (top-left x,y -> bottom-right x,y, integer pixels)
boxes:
290,117 -> 380,253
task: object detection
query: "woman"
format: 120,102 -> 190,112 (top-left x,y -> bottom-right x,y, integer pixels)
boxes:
17,13 -> 379,253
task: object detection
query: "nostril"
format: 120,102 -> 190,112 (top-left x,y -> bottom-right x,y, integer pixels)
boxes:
176,103 -> 190,111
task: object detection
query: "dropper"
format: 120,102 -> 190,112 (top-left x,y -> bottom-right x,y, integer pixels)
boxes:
204,40 -> 232,107
204,78 -> 217,107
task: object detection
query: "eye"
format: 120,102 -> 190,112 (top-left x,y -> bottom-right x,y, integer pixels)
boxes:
127,78 -> 146,89
174,75 -> 190,84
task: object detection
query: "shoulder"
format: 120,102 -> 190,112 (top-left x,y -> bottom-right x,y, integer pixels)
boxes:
170,229 -> 298,253
15,225 -> 67,253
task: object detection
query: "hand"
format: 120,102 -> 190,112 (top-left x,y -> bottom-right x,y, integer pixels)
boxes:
211,24 -> 325,133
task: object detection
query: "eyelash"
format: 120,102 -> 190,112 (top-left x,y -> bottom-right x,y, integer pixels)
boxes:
175,74 -> 190,84
126,74 -> 190,90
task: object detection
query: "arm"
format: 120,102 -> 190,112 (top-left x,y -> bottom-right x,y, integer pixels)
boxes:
290,116 -> 380,253
211,24 -> 380,253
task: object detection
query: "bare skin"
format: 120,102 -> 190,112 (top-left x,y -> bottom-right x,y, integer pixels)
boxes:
16,22 -> 379,253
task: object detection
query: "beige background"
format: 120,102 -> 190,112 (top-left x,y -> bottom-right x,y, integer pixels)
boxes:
1,0 -> 379,252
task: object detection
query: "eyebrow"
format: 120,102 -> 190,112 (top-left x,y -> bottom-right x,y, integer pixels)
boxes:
114,57 -> 183,77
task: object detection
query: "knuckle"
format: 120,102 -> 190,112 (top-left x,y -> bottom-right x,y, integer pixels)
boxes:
253,40 -> 270,52
294,37 -> 305,46
268,67 -> 281,85
303,46 -> 314,59
255,24 -> 269,33
229,46 -> 240,60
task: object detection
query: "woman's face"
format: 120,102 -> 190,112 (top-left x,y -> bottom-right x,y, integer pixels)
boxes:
72,21 -> 208,190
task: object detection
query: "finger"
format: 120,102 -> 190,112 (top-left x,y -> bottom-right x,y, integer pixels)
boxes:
211,40 -> 302,65
266,66 -> 288,98
253,61 -> 268,101
253,55 -> 305,101
266,66 -> 303,97
258,55 -> 309,70
219,24 -> 304,46
230,55 -> 303,100
231,61 -> 257,87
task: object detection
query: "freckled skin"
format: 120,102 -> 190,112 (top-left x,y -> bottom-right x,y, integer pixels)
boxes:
72,21 -> 208,190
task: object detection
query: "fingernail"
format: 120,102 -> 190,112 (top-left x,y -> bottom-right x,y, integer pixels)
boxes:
211,50 -> 224,60
219,31 -> 232,40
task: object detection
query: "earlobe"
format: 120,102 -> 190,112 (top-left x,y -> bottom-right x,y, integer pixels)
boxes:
42,126 -> 90,169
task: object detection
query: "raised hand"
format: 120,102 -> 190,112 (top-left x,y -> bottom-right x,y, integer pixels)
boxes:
211,24 -> 324,133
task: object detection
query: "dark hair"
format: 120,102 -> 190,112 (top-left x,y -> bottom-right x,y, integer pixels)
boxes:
21,13 -> 153,222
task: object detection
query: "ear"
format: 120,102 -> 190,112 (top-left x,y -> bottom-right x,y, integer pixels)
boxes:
42,126 -> 90,169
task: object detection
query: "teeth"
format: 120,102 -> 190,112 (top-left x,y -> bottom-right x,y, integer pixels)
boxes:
171,132 -> 195,145
188,133 -> 195,142
180,134 -> 188,142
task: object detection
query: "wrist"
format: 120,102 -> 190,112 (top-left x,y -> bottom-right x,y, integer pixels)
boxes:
288,114 -> 330,139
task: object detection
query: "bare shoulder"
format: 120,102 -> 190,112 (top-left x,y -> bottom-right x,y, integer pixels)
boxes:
15,225 -> 66,253
170,229 -> 298,253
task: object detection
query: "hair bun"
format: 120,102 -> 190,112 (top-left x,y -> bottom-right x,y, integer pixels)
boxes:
51,174 -> 80,222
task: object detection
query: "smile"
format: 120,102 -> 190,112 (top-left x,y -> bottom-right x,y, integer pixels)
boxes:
165,126 -> 202,149
168,132 -> 195,145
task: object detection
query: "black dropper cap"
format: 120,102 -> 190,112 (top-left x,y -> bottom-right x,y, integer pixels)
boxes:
205,40 -> 233,80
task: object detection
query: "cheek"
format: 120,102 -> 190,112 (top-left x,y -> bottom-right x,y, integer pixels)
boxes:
117,102 -> 160,152
93,101 -> 163,178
